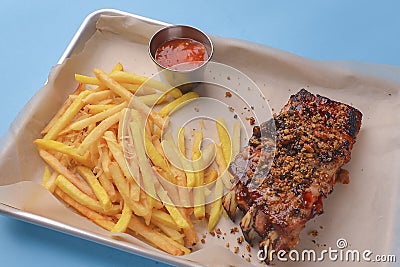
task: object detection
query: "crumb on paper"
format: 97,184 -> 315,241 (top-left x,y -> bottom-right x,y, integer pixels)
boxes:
246,244 -> 251,252
226,242 -> 230,248
245,116 -> 255,125
246,257 -> 251,262
230,227 -> 239,234
227,76 -> 231,80
237,236 -> 244,244
308,230 -> 319,237
228,106 -> 235,112
209,231 -> 215,237
225,91 -> 232,98
234,247 -> 239,254
233,114 -> 238,119
215,228 -> 222,235
194,107 -> 199,112
201,238 -> 205,244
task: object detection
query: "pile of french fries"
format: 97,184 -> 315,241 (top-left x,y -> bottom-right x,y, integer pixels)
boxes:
35,63 -> 241,256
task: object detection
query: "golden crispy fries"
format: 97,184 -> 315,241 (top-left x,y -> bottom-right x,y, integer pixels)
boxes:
192,130 -> 205,220
67,102 -> 127,131
44,90 -> 92,140
55,174 -> 120,216
86,104 -> 115,114
112,203 -> 132,232
77,166 -> 112,211
83,90 -> 115,104
127,215 -> 184,256
122,83 -> 156,95
77,110 -> 120,155
109,71 -> 182,98
39,150 -> 96,199
158,92 -> 199,118
98,172 -> 118,202
144,134 -> 175,183
35,64 -> 246,256
94,68 -> 166,129
34,139 -> 92,167
216,118 -> 232,165
208,146 -> 225,231
75,74 -> 101,85
54,188 -> 115,231
109,163 -> 150,217
103,131 -> 138,186
41,166 -> 57,193
150,209 -> 180,230
129,110 -> 157,209
151,219 -> 184,243
137,93 -> 167,106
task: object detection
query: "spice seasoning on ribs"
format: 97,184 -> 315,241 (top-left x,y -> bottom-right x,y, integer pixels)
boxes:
223,89 -> 362,263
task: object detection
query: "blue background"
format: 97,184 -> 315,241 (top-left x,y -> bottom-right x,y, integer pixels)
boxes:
0,1 -> 399,266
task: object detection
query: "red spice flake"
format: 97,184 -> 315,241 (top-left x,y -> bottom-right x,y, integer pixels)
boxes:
209,231 -> 215,237
225,91 -> 232,98
215,228 -> 222,235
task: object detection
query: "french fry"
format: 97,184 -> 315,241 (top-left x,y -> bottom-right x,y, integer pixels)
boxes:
122,83 -> 156,95
204,168 -> 218,185
215,142 -> 232,189
34,139 -> 92,167
232,121 -> 241,158
158,92 -> 199,118
86,104 -> 116,114
151,209 -> 180,230
39,150 -> 96,199
109,162 -> 150,217
144,134 -> 175,183
192,130 -> 205,219
127,215 -> 184,256
66,102 -> 127,131
137,93 -> 167,106
208,146 -> 225,231
216,118 -> 232,165
83,90 -> 115,105
98,172 -> 118,202
129,110 -> 157,210
112,203 -> 132,232
77,166 -> 112,211
154,181 -> 189,230
54,188 -> 115,231
44,90 -> 92,140
55,174 -> 120,216
75,74 -> 101,85
151,219 -> 184,243
109,71 -> 182,98
94,69 -> 166,129
41,166 -> 57,193
77,110 -> 120,155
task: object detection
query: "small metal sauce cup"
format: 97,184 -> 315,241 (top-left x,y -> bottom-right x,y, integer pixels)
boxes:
149,25 -> 213,92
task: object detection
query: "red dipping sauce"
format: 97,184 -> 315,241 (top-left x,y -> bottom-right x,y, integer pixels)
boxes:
155,38 -> 208,71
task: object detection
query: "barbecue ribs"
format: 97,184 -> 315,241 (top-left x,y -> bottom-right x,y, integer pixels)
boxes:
223,89 -> 362,263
